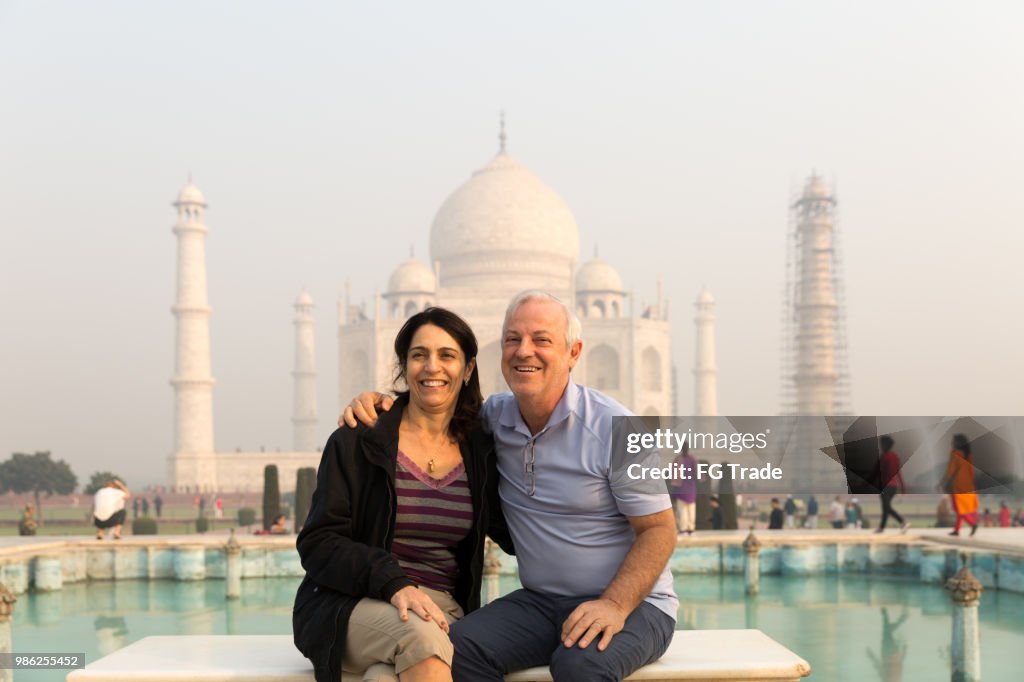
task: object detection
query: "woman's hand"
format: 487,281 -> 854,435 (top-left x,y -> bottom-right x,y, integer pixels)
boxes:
390,586 -> 449,632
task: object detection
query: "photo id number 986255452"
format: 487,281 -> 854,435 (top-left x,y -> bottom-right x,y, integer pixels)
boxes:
0,653 -> 85,669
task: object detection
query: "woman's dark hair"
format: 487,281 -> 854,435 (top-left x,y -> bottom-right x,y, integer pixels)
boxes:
952,433 -> 971,457
393,307 -> 482,442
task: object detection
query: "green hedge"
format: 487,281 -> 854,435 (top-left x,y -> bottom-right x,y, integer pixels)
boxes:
238,507 -> 256,527
132,516 -> 158,535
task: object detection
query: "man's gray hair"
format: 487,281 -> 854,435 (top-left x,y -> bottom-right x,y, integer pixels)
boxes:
502,290 -> 582,348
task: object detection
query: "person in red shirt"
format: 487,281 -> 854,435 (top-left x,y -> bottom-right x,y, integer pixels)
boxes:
875,435 -> 909,533
998,501 -> 1011,528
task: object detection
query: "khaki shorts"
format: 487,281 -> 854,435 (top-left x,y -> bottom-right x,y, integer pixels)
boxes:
343,586 -> 464,682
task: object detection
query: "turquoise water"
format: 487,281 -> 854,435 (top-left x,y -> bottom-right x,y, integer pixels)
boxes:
10,575 -> 1024,681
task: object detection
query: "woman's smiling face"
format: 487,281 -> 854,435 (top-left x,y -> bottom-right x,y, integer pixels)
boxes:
405,323 -> 475,414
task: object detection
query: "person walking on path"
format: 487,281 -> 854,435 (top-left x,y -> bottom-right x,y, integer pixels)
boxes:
783,495 -> 797,529
875,435 -> 908,533
768,499 -> 784,530
805,495 -> 819,529
830,496 -> 845,529
939,433 -> 979,537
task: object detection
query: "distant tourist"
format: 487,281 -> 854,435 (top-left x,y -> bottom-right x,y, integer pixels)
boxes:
132,497 -> 140,519
982,508 -> 994,527
845,500 -> 859,529
709,495 -> 723,530
830,495 -> 845,529
1014,507 -> 1024,527
936,497 -> 953,528
214,496 -> 224,519
269,514 -> 287,534
141,497 -> 150,516
939,433 -> 979,537
998,501 -> 1011,528
804,495 -> 819,529
768,498 -> 784,529
93,479 -> 130,540
18,504 -> 37,536
783,495 -> 797,529
153,494 -> 163,518
669,444 -> 697,535
875,435 -> 908,534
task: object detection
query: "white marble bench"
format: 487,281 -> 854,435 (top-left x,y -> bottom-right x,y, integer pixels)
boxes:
66,631 -> 811,681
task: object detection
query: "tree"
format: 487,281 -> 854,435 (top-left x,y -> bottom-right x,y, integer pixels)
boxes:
0,451 -> 77,520
294,467 -> 316,532
84,471 -> 124,496
262,464 -> 281,531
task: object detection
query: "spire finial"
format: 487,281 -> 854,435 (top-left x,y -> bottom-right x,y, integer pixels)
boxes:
499,110 -> 507,153
594,244 -> 599,259
187,171 -> 192,184
409,244 -> 414,259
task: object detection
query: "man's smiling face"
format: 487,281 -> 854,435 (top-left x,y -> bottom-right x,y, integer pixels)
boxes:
501,298 -> 582,411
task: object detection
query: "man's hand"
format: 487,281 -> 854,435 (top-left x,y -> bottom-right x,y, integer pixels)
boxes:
560,598 -> 627,651
390,585 -> 449,632
339,392 -> 393,428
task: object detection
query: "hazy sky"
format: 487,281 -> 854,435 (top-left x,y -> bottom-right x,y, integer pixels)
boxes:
1,1 -> 1021,488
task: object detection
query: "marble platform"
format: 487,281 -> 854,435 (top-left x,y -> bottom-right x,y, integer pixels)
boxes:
65,631 -> 811,682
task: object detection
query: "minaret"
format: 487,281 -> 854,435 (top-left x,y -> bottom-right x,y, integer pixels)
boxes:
292,290 -> 318,452
169,179 -> 216,492
693,289 -> 719,416
790,174 -> 843,414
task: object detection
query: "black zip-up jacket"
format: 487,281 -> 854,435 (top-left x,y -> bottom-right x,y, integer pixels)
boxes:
292,395 -> 513,682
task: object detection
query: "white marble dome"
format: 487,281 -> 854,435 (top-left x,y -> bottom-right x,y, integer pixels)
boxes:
576,257 -> 623,292
697,289 -> 714,305
295,290 -> 313,306
388,257 -> 436,293
175,182 -> 206,206
429,150 -> 579,289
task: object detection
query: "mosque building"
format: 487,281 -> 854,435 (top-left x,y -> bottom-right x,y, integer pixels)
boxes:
339,127 -> 674,418
167,127 -> 710,493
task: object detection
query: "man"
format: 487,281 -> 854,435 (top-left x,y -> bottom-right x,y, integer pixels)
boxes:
875,435 -> 908,534
829,495 -> 845,529
344,291 -> 677,682
768,498 -> 784,530
804,495 -> 819,529
708,495 -> 723,530
783,494 -> 797,529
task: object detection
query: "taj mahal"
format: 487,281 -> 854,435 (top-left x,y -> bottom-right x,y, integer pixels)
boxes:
168,126 -> 842,493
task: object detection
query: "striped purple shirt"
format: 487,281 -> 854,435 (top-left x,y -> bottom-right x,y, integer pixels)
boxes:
391,451 -> 472,593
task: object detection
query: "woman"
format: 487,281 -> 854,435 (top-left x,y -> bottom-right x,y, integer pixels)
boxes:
940,433 -> 978,537
92,478 -> 130,540
293,308 -> 509,682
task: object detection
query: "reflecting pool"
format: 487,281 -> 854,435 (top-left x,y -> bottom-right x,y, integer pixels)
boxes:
11,574 -> 1024,681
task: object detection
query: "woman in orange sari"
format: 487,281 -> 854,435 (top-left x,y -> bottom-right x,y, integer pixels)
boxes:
940,433 -> 978,537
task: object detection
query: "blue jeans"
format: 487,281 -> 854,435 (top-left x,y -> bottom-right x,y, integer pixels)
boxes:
450,588 -> 674,682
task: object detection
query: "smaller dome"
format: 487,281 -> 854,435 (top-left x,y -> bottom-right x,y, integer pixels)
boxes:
576,257 -> 623,292
388,257 -> 436,294
696,289 -> 714,305
175,182 -> 206,206
295,290 -> 313,306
